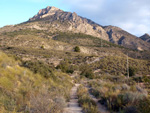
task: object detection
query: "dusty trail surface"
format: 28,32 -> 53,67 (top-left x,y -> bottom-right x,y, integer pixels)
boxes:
64,84 -> 83,113
89,92 -> 110,113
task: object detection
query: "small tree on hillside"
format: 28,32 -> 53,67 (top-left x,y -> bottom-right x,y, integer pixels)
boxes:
74,46 -> 80,52
129,67 -> 138,77
41,45 -> 45,49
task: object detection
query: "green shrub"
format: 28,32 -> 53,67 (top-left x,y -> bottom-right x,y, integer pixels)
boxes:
129,67 -> 138,77
22,61 -> 53,78
90,88 -> 101,98
80,65 -> 95,79
90,56 -> 150,76
56,60 -> 74,74
88,79 -> 149,112
74,46 -> 80,52
136,98 -> 150,113
143,76 -> 150,84
40,45 -> 45,49
77,86 -> 99,113
124,106 -> 139,113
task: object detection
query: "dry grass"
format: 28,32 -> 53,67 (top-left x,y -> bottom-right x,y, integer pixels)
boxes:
77,85 -> 99,113
0,51 -> 73,112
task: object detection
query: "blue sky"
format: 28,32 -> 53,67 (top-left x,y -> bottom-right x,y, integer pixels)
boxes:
1,0 -> 150,36
0,0 -> 64,27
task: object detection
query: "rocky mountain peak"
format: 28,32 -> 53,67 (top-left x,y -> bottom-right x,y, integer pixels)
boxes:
27,6 -> 110,41
29,6 -> 62,21
143,33 -> 150,37
38,6 -> 60,14
72,12 -> 77,17
140,33 -> 150,42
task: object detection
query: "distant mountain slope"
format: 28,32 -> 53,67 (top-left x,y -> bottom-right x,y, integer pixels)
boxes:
140,33 -> 150,43
103,25 -> 150,50
0,6 -> 150,51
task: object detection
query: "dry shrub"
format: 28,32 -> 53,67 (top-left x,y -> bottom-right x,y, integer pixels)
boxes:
29,88 -> 66,113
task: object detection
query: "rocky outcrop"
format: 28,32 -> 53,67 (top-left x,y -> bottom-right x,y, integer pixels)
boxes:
29,6 -> 62,21
140,33 -> 150,43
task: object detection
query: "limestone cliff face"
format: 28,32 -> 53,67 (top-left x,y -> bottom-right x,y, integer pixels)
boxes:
103,26 -> 150,51
28,6 -> 109,41
140,33 -> 150,43
29,6 -> 62,21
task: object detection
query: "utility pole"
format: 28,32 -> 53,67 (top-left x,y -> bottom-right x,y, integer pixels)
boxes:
101,39 -> 102,47
127,53 -> 129,79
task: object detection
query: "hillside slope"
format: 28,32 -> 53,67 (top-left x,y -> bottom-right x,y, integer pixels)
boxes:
0,6 -> 150,113
0,51 -> 72,112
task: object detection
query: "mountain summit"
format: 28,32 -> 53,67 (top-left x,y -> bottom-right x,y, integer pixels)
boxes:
140,33 -> 150,43
29,6 -> 62,21
28,6 -> 109,41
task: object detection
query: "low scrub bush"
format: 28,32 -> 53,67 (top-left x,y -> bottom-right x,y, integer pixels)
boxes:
77,86 -> 99,113
129,67 -> 138,77
22,61 -> 54,78
88,79 -> 148,112
136,98 -> 150,113
0,51 -> 73,112
74,46 -> 80,52
80,65 -> 95,79
29,88 -> 66,113
90,88 -> 101,98
56,60 -> 74,74
90,56 -> 150,76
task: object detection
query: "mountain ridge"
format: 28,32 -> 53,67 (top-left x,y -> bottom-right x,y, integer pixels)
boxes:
27,6 -> 150,51
1,6 -> 150,51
